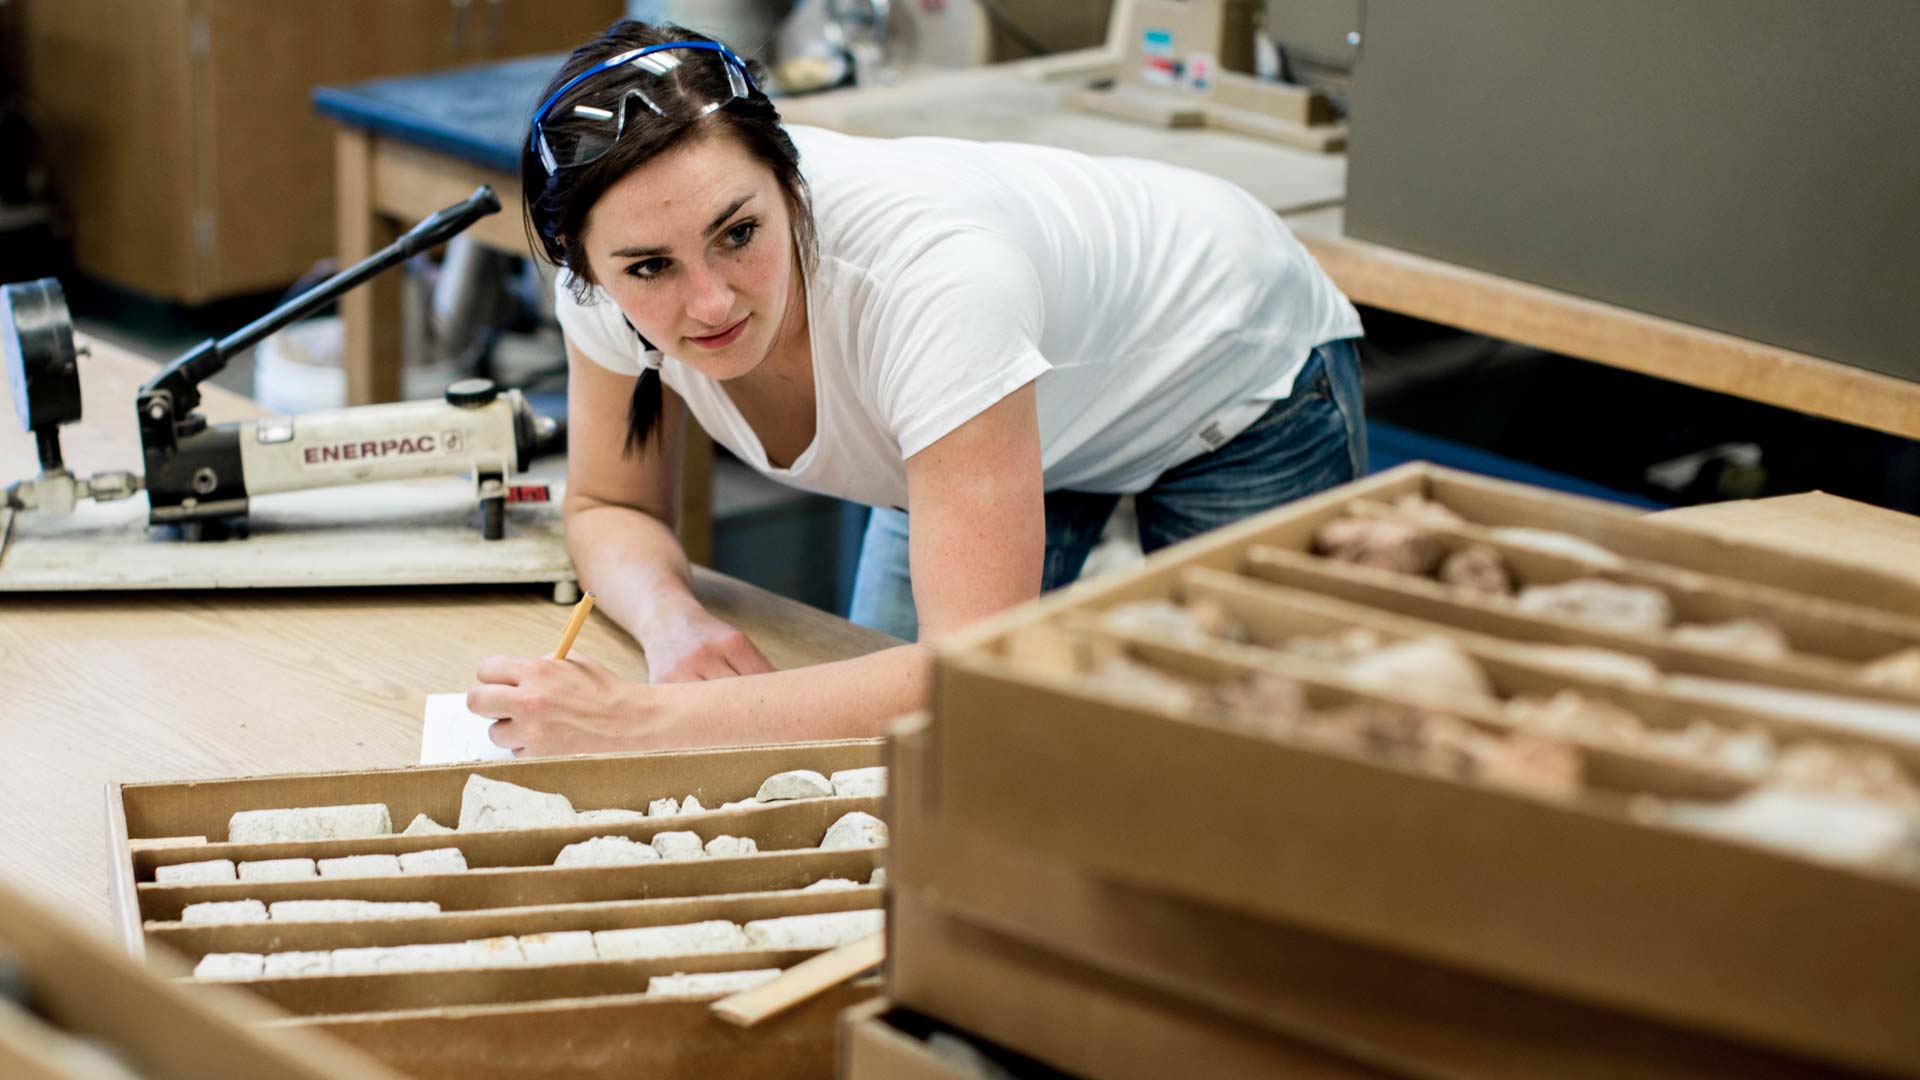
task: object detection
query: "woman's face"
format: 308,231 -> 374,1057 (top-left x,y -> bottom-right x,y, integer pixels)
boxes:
582,130 -> 797,382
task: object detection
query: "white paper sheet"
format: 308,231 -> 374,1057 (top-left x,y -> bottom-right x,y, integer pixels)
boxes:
419,693 -> 516,765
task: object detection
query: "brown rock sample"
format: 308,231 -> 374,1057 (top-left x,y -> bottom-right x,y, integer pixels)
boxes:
1311,517 -> 1446,577
1440,544 -> 1516,595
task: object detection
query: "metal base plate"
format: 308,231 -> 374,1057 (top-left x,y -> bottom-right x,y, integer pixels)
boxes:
0,479 -> 574,594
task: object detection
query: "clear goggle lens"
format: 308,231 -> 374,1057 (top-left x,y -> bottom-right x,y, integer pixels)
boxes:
533,43 -> 753,174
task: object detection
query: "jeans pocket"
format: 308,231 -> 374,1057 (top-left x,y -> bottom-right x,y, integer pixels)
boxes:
1318,339 -> 1368,477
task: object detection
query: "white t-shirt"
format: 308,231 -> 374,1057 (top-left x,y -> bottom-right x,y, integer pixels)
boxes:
555,125 -> 1361,511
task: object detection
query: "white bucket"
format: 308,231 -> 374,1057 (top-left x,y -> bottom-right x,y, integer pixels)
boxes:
254,317 -> 460,414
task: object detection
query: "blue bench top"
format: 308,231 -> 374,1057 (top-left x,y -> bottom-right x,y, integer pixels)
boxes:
313,54 -> 564,175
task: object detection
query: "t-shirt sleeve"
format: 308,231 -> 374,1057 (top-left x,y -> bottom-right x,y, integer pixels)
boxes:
552,270 -> 647,375
866,230 -> 1052,460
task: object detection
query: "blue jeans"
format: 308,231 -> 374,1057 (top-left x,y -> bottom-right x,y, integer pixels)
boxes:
849,338 -> 1367,641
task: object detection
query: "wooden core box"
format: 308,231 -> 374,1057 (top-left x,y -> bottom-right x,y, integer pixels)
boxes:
904,462 -> 1920,1078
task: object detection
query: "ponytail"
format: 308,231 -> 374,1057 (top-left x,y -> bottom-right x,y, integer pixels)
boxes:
623,362 -> 665,458
613,310 -> 666,456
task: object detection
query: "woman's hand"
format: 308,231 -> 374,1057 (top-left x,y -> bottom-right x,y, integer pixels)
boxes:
467,652 -> 669,756
641,611 -> 776,683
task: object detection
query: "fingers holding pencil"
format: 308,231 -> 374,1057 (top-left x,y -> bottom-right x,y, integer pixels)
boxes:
552,591 -> 596,660
466,591 -> 658,757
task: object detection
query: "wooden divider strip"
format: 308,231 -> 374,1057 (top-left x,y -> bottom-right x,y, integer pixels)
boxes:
1340,498 -> 1920,661
1243,546 -> 1920,705
1176,566 -> 1920,766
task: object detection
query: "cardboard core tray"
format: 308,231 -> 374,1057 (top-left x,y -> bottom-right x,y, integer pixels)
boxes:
107,739 -> 888,1080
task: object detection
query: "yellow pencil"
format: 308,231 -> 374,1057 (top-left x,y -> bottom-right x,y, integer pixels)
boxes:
551,591 -> 596,660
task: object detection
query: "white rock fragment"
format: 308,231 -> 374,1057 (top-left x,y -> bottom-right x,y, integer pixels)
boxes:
129,836 -> 208,851
518,931 -> 598,965
268,900 -> 440,922
228,804 -> 392,845
327,948 -> 389,975
744,909 -> 884,951
594,920 -> 750,960
399,847 -> 468,874
262,952 -> 332,978
830,767 -> 887,799
704,835 -> 759,858
648,797 -> 682,818
869,867 -> 887,887
331,943 -> 472,975
316,853 -> 403,879
1104,599 -> 1250,646
1488,527 -> 1625,569
465,937 -> 526,967
821,811 -> 888,850
267,900 -> 366,922
719,798 -> 761,812
1342,638 -> 1497,704
575,808 -> 647,825
646,969 -> 782,997
363,900 -> 443,919
1515,579 -> 1674,634
1671,619 -> 1792,659
800,877 -> 860,892
238,858 -> 318,883
756,770 -> 834,802
651,830 -> 708,860
1516,644 -> 1664,688
555,835 -> 660,867
682,796 -> 705,814
402,813 -> 454,836
390,944 -> 475,972
155,859 -> 237,885
459,775 -> 576,831
181,900 -> 268,925
1669,789 -> 1919,868
193,953 -> 264,980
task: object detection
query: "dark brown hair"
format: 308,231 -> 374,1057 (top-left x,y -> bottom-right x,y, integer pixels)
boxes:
522,20 -> 816,454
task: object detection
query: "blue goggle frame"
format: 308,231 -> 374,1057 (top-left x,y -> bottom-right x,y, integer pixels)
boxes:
530,40 -> 758,175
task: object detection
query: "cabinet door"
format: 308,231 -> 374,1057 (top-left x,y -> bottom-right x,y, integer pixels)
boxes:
200,0 -> 473,300
17,0 -> 199,300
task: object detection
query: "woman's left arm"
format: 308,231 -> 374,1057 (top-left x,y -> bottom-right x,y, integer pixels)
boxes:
472,385 -> 1044,754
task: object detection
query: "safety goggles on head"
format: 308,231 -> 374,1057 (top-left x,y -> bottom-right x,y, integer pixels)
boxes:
530,40 -> 757,175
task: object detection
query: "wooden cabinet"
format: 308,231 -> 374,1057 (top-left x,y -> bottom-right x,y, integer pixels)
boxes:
16,0 -> 618,304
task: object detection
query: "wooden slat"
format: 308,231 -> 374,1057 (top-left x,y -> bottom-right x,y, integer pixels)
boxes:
711,932 -> 884,1027
1286,207 -> 1920,440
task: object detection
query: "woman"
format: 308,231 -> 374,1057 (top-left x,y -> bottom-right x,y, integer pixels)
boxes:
468,20 -> 1365,755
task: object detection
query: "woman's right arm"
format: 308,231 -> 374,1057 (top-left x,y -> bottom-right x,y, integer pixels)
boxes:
563,335 -> 774,681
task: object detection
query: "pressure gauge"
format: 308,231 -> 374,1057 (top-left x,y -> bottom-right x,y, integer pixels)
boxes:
1,278 -> 82,438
